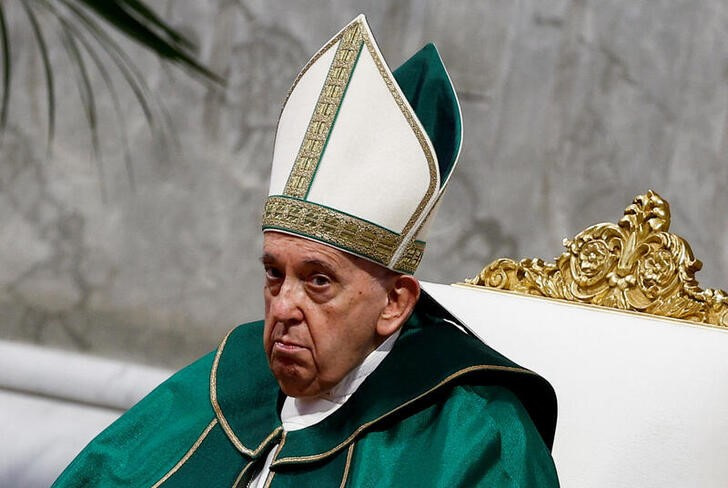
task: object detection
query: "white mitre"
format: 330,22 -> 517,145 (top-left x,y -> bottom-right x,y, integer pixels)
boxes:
262,14 -> 462,274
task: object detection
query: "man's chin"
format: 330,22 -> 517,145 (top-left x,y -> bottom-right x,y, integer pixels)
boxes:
277,379 -> 318,398
271,361 -> 314,397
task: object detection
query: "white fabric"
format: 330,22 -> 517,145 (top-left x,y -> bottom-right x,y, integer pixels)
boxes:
421,281 -> 728,488
249,329 -> 400,487
0,341 -> 172,487
307,44 -> 433,232
0,340 -> 172,411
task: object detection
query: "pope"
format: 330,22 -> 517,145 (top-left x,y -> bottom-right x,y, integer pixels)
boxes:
53,15 -> 559,487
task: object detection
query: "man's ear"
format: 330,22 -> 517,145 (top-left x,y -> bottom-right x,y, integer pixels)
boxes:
376,275 -> 420,337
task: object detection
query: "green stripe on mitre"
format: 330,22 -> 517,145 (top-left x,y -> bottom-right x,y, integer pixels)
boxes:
393,43 -> 462,187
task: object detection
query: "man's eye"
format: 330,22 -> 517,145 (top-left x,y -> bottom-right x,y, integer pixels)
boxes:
310,274 -> 331,287
265,266 -> 282,280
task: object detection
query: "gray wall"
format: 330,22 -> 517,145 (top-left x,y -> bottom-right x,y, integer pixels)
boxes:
1,0 -> 726,368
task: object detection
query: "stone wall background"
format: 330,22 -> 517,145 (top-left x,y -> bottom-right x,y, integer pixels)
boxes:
1,0 -> 727,369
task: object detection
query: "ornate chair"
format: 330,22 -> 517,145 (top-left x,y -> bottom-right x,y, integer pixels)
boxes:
422,191 -> 728,488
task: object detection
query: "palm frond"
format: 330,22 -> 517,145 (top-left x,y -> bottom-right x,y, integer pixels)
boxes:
61,0 -> 177,158
20,2 -> 55,152
59,20 -> 109,201
76,0 -> 224,84
78,37 -> 136,191
0,3 -> 11,134
53,5 -> 136,190
0,0 -> 224,197
60,0 -> 158,128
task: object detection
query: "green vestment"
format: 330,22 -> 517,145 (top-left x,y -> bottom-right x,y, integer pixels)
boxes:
52,293 -> 559,487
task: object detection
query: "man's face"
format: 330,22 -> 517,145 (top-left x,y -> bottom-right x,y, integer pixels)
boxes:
262,232 -> 393,398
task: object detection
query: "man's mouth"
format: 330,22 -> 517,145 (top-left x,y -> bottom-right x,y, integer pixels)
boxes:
273,340 -> 307,353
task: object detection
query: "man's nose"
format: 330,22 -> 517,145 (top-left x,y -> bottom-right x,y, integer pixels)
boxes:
269,279 -> 305,324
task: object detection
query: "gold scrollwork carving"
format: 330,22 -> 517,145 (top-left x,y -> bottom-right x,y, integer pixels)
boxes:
465,191 -> 728,328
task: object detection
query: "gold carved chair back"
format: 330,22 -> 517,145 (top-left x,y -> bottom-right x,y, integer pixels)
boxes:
465,190 -> 728,328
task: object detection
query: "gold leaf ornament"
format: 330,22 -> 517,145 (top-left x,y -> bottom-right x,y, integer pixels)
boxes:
466,191 -> 728,328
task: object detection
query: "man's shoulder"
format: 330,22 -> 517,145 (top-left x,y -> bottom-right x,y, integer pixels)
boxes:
447,384 -> 545,437
348,384 -> 560,487
392,293 -> 558,449
407,383 -> 552,452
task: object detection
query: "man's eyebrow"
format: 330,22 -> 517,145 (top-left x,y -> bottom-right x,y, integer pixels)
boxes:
260,253 -> 276,264
302,258 -> 338,275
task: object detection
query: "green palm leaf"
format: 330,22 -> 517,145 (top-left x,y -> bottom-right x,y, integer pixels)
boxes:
75,0 -> 223,83
0,4 -> 10,135
20,2 -> 55,152
0,0 -> 224,192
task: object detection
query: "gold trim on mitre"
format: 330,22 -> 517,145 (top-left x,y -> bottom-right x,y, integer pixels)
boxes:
464,190 -> 728,328
263,196 -> 425,274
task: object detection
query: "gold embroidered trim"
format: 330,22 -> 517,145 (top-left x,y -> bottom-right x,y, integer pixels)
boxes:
263,196 -> 423,273
394,239 -> 426,274
210,328 -> 284,457
361,33 -> 438,243
271,365 -> 536,465
151,418 -> 218,488
339,442 -> 356,488
283,21 -> 364,198
466,190 -> 728,328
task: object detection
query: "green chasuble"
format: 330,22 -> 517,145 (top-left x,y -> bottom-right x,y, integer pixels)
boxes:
53,293 -> 559,487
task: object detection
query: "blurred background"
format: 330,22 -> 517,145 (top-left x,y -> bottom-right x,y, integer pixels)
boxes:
1,0 -> 727,486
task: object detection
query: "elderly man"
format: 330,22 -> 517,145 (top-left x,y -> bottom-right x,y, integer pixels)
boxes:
53,15 -> 559,487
